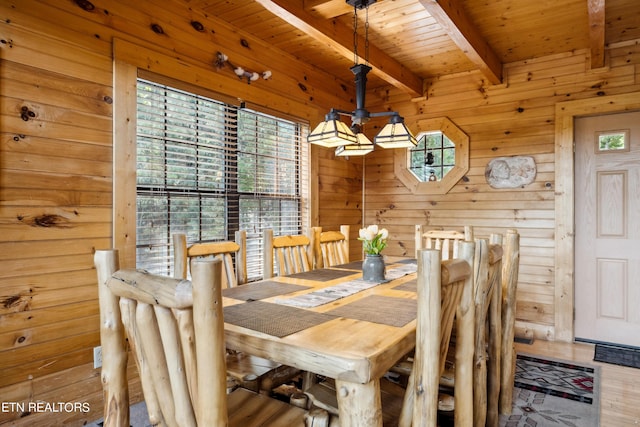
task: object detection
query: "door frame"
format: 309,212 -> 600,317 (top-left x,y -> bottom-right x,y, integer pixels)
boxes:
554,92 -> 640,342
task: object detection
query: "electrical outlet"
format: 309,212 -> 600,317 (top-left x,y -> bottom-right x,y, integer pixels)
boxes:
93,346 -> 102,369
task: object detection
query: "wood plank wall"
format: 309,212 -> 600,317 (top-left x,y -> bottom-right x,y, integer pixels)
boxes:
314,148 -> 365,257
0,0 -> 354,424
363,42 -> 640,342
0,0 -> 639,425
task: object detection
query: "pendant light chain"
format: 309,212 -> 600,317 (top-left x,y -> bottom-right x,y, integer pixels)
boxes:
364,6 -> 370,66
352,4 -> 371,66
353,4 -> 359,65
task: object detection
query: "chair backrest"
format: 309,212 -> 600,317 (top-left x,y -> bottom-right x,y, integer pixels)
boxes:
173,230 -> 247,288
310,225 -> 350,268
415,225 -> 474,259
263,229 -> 312,278
398,241 -> 474,427
495,229 -> 520,414
96,249 -> 227,426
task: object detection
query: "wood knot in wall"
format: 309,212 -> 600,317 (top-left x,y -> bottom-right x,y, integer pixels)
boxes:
1,292 -> 32,311
19,214 -> 71,228
20,106 -> 36,121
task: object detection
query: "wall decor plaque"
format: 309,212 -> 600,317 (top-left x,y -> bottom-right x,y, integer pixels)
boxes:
485,156 -> 536,188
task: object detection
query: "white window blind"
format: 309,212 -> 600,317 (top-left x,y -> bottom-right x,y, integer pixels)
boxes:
136,78 -> 309,280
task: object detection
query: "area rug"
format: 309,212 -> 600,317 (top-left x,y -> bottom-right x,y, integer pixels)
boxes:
594,343 -> 640,369
499,353 -> 600,427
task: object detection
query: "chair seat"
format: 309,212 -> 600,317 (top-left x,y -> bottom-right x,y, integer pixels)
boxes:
228,388 -> 307,426
226,353 -> 301,392
305,379 -> 339,415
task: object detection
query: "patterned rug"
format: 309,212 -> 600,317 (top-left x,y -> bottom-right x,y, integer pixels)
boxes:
499,353 -> 600,427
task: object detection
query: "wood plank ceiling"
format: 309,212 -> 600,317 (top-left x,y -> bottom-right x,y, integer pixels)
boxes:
185,0 -> 639,98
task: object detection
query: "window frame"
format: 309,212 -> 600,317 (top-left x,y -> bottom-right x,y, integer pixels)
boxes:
134,79 -> 308,279
113,54 -> 310,276
394,117 -> 469,195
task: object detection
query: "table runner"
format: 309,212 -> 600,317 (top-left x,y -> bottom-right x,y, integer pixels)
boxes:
275,277 -> 381,308
222,280 -> 310,301
276,262 -> 418,308
287,268 -> 358,282
223,300 -> 337,337
326,295 -> 417,327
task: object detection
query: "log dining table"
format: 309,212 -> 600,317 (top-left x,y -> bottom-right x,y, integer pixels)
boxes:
221,258 -> 420,427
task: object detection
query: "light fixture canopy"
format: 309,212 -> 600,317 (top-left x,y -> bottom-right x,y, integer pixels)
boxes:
307,0 -> 417,156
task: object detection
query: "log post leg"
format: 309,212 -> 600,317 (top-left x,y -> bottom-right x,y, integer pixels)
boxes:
334,379 -> 382,427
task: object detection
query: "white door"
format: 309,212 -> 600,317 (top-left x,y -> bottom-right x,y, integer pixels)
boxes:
574,111 -> 640,347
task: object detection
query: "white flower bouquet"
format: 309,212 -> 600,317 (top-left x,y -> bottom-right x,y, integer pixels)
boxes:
358,225 -> 389,255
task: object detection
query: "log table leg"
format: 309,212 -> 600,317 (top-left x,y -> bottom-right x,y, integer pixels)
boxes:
334,379 -> 382,427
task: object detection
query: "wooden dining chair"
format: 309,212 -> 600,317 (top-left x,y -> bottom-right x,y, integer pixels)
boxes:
95,250 -> 307,427
310,225 -> 350,269
263,228 -> 313,278
435,237 -> 503,426
415,225 -> 474,259
305,243 -> 475,427
393,242 -> 475,426
173,232 -> 300,394
496,229 -> 521,415
173,231 -> 247,288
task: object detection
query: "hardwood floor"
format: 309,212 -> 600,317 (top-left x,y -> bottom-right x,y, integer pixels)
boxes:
88,339 -> 640,426
515,339 -> 640,426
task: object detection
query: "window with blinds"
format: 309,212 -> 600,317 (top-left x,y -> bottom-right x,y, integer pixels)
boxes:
136,78 -> 309,280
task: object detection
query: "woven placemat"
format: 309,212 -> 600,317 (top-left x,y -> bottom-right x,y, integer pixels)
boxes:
287,268 -> 358,282
222,281 -> 310,301
393,278 -> 417,292
224,300 -> 337,337
330,261 -> 362,270
327,295 -> 417,327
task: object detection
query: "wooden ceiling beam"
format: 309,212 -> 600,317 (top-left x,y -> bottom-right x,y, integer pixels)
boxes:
255,0 -> 424,97
420,0 -> 502,85
303,0 -> 351,18
588,0 -> 606,69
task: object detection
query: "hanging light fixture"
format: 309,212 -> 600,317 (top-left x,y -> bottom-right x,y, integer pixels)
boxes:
335,124 -> 374,156
307,0 -> 417,155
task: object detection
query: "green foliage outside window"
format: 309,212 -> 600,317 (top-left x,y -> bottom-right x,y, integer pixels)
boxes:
409,131 -> 456,182
598,132 -> 626,151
